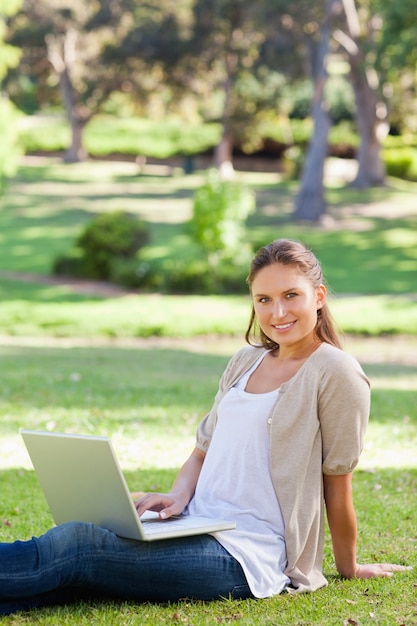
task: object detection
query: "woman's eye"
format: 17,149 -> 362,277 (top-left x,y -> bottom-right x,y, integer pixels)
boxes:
286,292 -> 297,298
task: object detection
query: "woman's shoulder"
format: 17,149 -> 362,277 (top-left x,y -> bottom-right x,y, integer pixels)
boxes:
313,342 -> 369,382
315,342 -> 359,365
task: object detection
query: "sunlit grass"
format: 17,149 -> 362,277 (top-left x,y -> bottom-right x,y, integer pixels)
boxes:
0,283 -> 416,337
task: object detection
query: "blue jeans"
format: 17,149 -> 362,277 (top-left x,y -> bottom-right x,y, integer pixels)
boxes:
0,522 -> 253,615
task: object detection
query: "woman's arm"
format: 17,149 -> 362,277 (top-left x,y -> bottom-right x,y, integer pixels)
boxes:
134,447 -> 206,519
323,473 -> 357,578
323,473 -> 411,579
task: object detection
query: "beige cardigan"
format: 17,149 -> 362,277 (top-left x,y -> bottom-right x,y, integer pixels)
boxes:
195,343 -> 370,593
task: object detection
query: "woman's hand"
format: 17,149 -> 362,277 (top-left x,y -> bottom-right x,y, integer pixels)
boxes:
355,563 -> 412,579
132,447 -> 206,520
133,491 -> 188,519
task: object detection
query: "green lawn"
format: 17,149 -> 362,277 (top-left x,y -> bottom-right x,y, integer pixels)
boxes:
0,158 -> 416,338
2,160 -> 417,294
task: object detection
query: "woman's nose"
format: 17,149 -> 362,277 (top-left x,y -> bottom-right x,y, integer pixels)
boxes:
272,299 -> 286,318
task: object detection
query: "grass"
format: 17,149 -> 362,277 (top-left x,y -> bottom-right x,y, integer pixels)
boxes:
3,161 -> 417,293
0,340 -> 416,624
0,284 -> 416,337
0,159 -> 416,338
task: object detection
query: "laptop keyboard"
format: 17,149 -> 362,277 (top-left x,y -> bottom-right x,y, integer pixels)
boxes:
141,516 -> 191,534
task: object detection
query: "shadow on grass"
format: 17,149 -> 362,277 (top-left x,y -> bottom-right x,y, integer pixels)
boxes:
248,216 -> 417,294
363,362 -> 417,379
0,277 -> 105,303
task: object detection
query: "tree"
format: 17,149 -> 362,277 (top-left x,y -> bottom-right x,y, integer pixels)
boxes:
334,0 -> 386,187
371,0 -> 417,135
267,0 -> 339,221
7,0 -> 145,161
293,0 -> 338,221
0,0 -> 22,192
8,0 -> 221,162
170,0 -> 288,177
280,0 -> 387,217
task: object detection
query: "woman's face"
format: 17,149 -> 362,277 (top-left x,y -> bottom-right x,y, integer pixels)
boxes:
251,263 -> 326,350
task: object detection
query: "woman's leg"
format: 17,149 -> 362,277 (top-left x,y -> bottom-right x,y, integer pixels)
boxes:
0,522 -> 252,614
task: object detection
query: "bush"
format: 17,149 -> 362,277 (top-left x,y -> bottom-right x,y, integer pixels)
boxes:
383,148 -> 414,179
145,257 -> 251,295
52,247 -> 85,278
53,211 -> 150,282
189,169 -> 255,263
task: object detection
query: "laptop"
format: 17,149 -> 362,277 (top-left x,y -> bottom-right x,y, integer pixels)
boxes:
21,430 -> 235,541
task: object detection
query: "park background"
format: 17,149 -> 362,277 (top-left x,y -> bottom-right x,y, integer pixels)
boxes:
0,1 -> 416,625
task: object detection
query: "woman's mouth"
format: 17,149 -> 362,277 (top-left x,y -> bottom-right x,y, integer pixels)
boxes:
272,321 -> 296,332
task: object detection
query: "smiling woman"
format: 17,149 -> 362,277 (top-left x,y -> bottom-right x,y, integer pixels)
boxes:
0,238 -> 410,617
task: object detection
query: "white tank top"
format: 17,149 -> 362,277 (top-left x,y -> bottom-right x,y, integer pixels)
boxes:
187,352 -> 290,597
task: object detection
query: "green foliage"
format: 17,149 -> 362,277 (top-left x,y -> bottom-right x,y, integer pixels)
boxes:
0,98 -> 22,192
53,211 -> 150,281
18,114 -> 221,159
141,256 -> 251,295
0,0 -> 22,193
18,115 -> 71,152
328,122 -> 359,149
190,169 -> 255,260
287,77 -> 355,124
184,169 -> 256,293
0,0 -> 22,79
325,76 -> 355,124
383,147 -> 415,179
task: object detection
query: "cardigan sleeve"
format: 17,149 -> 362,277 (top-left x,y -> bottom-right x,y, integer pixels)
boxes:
318,349 -> 371,475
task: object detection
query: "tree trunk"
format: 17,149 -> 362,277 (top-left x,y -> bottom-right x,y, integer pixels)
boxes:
46,30 -> 89,163
214,132 -> 234,180
349,55 -> 386,187
64,116 -> 88,163
293,96 -> 331,221
293,1 -> 336,222
337,0 -> 386,188
214,52 -> 236,180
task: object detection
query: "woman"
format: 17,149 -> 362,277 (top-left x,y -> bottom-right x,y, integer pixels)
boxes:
0,239 -> 409,615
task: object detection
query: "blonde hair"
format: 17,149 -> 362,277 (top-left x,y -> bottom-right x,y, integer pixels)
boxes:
245,239 -> 342,350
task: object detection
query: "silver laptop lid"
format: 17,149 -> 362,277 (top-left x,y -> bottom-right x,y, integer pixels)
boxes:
21,430 -> 144,540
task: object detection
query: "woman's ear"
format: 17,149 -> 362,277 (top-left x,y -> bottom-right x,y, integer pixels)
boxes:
316,284 -> 327,310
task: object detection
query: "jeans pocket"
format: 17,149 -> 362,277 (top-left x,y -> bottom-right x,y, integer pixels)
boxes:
230,584 -> 253,600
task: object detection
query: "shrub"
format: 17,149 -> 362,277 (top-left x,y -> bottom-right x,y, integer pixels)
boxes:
189,169 -> 255,265
53,211 -> 150,281
52,247 -> 85,278
383,148 -> 414,179
149,257 -> 250,295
